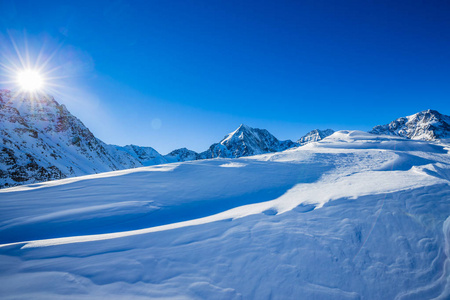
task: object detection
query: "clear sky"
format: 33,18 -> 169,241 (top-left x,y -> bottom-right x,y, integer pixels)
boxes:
1,0 -> 449,153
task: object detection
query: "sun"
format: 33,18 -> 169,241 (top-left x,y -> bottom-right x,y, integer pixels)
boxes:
16,70 -> 44,91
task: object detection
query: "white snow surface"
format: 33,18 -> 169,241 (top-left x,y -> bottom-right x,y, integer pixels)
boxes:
1,131 -> 450,299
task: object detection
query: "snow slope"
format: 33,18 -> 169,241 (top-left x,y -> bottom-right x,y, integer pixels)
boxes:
0,131 -> 449,299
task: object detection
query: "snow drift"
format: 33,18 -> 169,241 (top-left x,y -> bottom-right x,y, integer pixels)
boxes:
0,131 -> 449,299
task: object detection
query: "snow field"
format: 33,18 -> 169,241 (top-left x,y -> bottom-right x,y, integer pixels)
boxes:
0,131 -> 449,299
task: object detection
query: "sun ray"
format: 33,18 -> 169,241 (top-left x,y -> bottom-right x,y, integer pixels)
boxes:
0,31 -> 85,112
8,32 -> 28,71
24,32 -> 31,69
37,42 -> 64,72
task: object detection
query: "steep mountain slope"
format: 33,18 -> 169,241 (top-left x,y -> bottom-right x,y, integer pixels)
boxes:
0,90 -> 141,188
297,129 -> 335,145
1,131 -> 449,299
200,124 -> 295,158
370,109 -> 450,141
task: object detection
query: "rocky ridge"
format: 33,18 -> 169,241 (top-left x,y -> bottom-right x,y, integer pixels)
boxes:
370,109 -> 450,141
297,129 -> 335,145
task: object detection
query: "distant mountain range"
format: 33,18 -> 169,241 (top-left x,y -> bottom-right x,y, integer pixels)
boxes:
1,89 -> 448,188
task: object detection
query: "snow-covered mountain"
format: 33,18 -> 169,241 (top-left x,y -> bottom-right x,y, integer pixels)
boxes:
161,125 -> 337,162
10,90 -> 450,194
116,124 -> 332,164
370,109 -> 450,141
1,131 -> 449,299
164,147 -> 200,163
2,92 -> 450,298
200,124 -> 295,158
297,129 -> 335,145
1,91 -> 312,188
0,90 -> 142,188
111,144 -> 167,166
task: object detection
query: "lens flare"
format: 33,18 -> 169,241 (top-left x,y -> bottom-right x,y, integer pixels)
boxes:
0,33 -> 85,108
16,70 -> 44,91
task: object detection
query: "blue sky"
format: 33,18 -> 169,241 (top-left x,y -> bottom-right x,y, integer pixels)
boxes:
1,0 -> 450,153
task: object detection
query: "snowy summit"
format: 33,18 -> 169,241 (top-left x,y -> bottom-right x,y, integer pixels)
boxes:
370,109 -> 450,141
200,124 -> 295,158
297,129 -> 335,145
